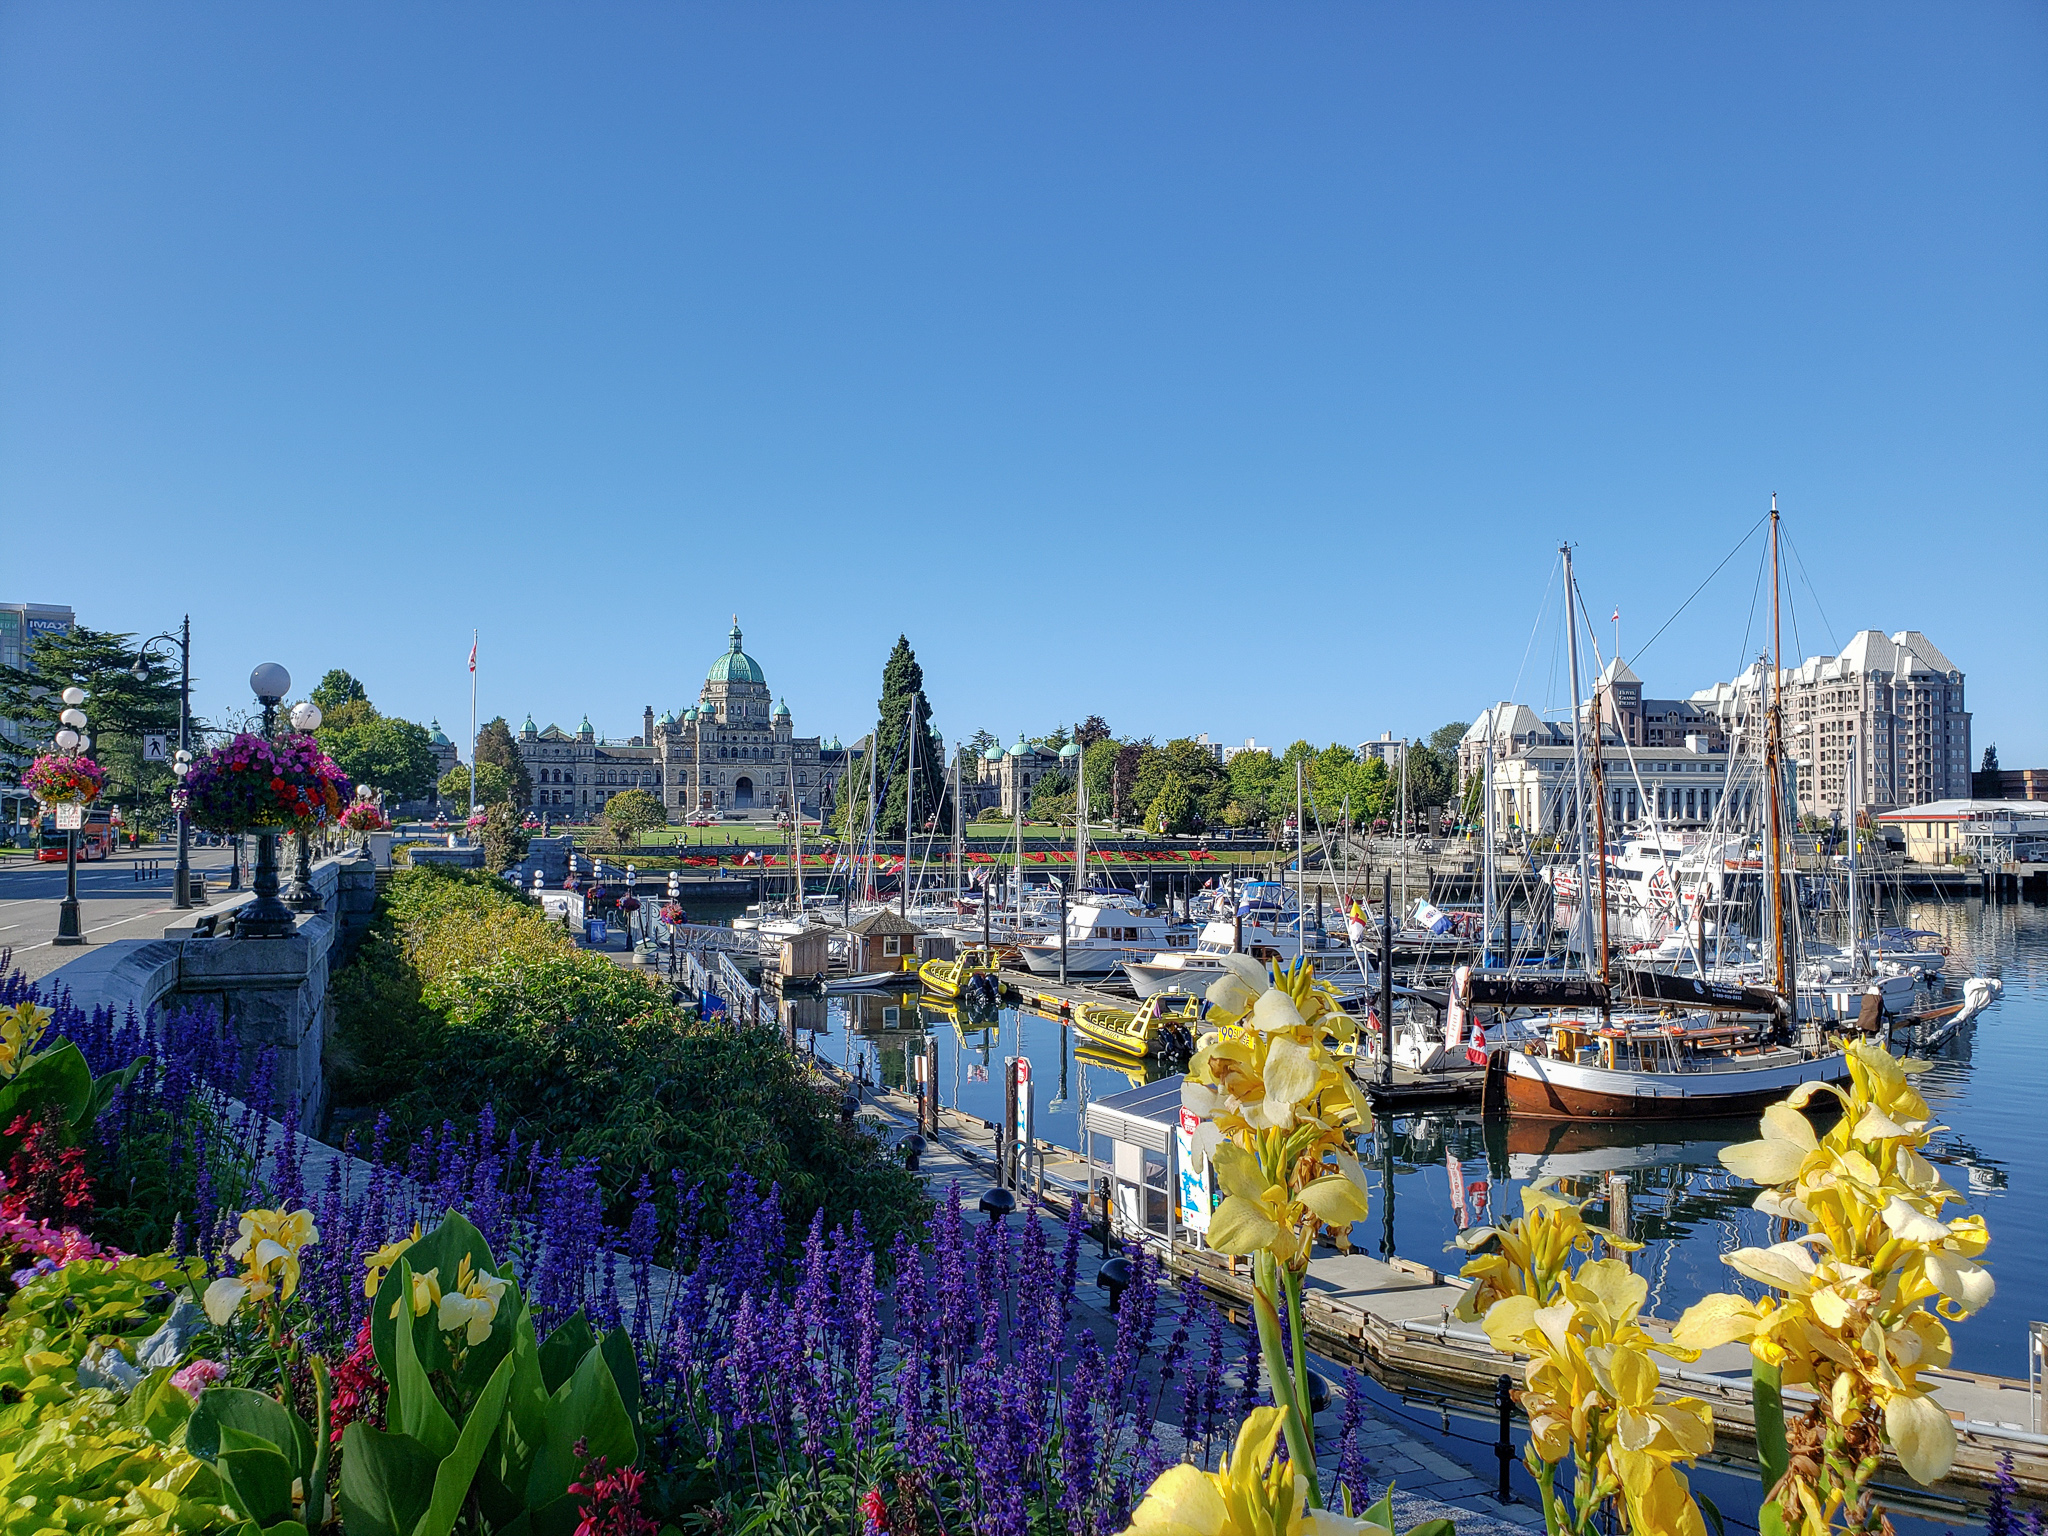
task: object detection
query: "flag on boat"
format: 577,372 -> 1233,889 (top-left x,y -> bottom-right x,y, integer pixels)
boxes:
1412,900 -> 1453,936
1345,900 -> 1372,945
1466,1026 -> 1488,1067
739,849 -> 762,865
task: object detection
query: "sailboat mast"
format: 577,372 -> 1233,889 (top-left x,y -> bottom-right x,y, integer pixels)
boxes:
1295,758 -> 1306,948
1075,747 -> 1089,899
1589,687 -> 1612,981
1013,739 -> 1024,936
953,752 -> 963,910
1767,498 -> 1789,1002
864,730 -> 878,903
902,697 -> 917,919
1482,708 -> 1496,965
1561,544 -> 1596,968
1847,732 -> 1860,981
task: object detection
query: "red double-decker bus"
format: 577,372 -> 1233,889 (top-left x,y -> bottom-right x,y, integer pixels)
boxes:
38,808 -> 115,862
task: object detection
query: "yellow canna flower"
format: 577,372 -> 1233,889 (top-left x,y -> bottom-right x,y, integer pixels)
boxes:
362,1223 -> 423,1299
0,1001 -> 53,1080
436,1254 -> 508,1346
1477,1257 -> 1714,1536
1121,1405 -> 1395,1536
392,1265 -> 443,1321
202,1206 -> 320,1324
1452,1179 -> 1637,1323
1686,1038 -> 1988,1498
1181,958 -> 1374,1271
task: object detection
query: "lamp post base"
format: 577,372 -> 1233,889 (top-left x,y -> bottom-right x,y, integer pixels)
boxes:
54,898 -> 83,945
237,830 -> 299,938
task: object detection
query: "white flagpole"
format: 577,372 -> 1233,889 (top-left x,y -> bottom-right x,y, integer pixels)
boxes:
468,629 -> 478,823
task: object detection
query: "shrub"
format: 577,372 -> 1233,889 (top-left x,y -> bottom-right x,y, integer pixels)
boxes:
330,866 -> 926,1250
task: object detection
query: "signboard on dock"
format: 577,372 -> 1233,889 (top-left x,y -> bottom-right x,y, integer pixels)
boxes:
1012,1057 -> 1033,1150
1175,1108 -> 1216,1235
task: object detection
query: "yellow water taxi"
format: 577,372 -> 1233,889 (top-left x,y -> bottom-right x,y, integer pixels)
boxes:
918,944 -> 1001,1000
1071,992 -> 1201,1059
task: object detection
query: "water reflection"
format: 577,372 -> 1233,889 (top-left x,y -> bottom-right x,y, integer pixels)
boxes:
781,894 -> 2042,1376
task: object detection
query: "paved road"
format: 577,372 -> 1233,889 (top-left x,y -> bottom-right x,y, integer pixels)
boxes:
0,844 -> 239,985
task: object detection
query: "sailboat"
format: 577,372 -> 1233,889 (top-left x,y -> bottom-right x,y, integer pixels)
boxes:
1481,514 -> 1854,1121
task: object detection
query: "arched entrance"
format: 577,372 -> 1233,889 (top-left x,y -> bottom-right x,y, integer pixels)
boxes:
734,776 -> 754,809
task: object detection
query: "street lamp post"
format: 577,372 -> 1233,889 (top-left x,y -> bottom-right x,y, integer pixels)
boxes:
51,686 -> 89,946
237,663 -> 300,939
284,700 -> 323,911
134,617 -> 194,908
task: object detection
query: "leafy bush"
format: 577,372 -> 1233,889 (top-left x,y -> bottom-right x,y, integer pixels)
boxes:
330,866 -> 926,1249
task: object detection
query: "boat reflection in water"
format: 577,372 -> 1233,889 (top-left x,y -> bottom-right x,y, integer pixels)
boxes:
1073,1040 -> 1178,1091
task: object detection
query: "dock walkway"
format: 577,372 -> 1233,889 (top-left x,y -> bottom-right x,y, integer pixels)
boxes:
839,1046 -> 2048,1508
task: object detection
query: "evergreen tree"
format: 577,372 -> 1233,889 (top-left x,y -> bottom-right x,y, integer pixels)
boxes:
0,626 -> 184,828
474,715 -> 534,806
310,670 -> 375,732
869,637 -> 948,840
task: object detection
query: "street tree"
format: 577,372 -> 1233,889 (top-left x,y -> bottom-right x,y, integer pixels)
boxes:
1073,715 -> 1112,750
439,760 -> 513,809
310,670 -> 376,733
0,626 -> 183,829
1147,773 -> 1197,834
602,787 -> 668,849
322,716 -> 440,804
474,716 -> 533,807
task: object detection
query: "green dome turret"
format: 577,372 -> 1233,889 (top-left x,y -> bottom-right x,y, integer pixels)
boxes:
429,719 -> 451,746
706,617 -> 767,686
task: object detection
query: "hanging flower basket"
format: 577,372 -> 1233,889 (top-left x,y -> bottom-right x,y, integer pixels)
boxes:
338,802 -> 389,834
466,807 -> 490,830
177,733 -> 351,835
23,753 -> 105,808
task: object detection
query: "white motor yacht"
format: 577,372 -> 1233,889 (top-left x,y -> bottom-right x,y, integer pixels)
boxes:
1016,898 -> 1195,978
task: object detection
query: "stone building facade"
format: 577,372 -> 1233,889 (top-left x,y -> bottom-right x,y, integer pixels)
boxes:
515,621 -> 842,821
1456,630 -> 1969,834
1689,630 -> 1969,819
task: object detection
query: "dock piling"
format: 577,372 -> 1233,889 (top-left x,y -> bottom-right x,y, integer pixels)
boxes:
1495,1374 -> 1514,1501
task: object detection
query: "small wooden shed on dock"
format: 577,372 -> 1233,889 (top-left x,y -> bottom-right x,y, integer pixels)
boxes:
843,908 -> 923,972
777,925 -> 832,981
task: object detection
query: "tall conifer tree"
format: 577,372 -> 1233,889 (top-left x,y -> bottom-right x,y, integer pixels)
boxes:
870,636 -> 948,840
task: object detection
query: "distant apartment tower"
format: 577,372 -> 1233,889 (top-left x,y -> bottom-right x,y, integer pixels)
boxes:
1222,738 -> 1262,764
1191,733 -> 1226,763
1689,630 -> 1968,819
0,601 -> 76,749
1358,732 -> 1408,769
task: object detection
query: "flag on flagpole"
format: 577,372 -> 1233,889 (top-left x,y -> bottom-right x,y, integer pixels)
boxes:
469,636 -> 477,673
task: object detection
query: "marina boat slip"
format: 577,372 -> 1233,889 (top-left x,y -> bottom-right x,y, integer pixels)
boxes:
1069,992 -> 1202,1059
1126,881 -> 1371,997
1016,896 -> 1195,978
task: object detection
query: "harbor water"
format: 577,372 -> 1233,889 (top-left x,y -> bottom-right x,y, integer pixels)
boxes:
778,893 -> 2044,1382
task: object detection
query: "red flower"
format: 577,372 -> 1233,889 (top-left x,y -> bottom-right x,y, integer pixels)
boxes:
861,1489 -> 889,1536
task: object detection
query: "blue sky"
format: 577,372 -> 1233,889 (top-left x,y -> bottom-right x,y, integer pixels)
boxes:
4,5 -> 2043,761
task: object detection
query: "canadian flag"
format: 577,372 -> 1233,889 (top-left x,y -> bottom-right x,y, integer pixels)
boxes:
1466,1027 -> 1488,1067
468,635 -> 477,674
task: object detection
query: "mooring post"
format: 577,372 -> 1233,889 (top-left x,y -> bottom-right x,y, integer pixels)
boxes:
1495,1373 -> 1514,1501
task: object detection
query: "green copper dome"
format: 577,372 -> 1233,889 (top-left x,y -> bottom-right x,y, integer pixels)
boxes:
706,618 -> 767,686
773,697 -> 790,719
429,719 -> 451,746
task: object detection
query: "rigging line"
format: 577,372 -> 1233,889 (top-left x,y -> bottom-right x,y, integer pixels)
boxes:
1507,553 -> 1562,713
1737,535 -> 1770,680
1780,527 -> 1840,658
1629,511 -> 1771,668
